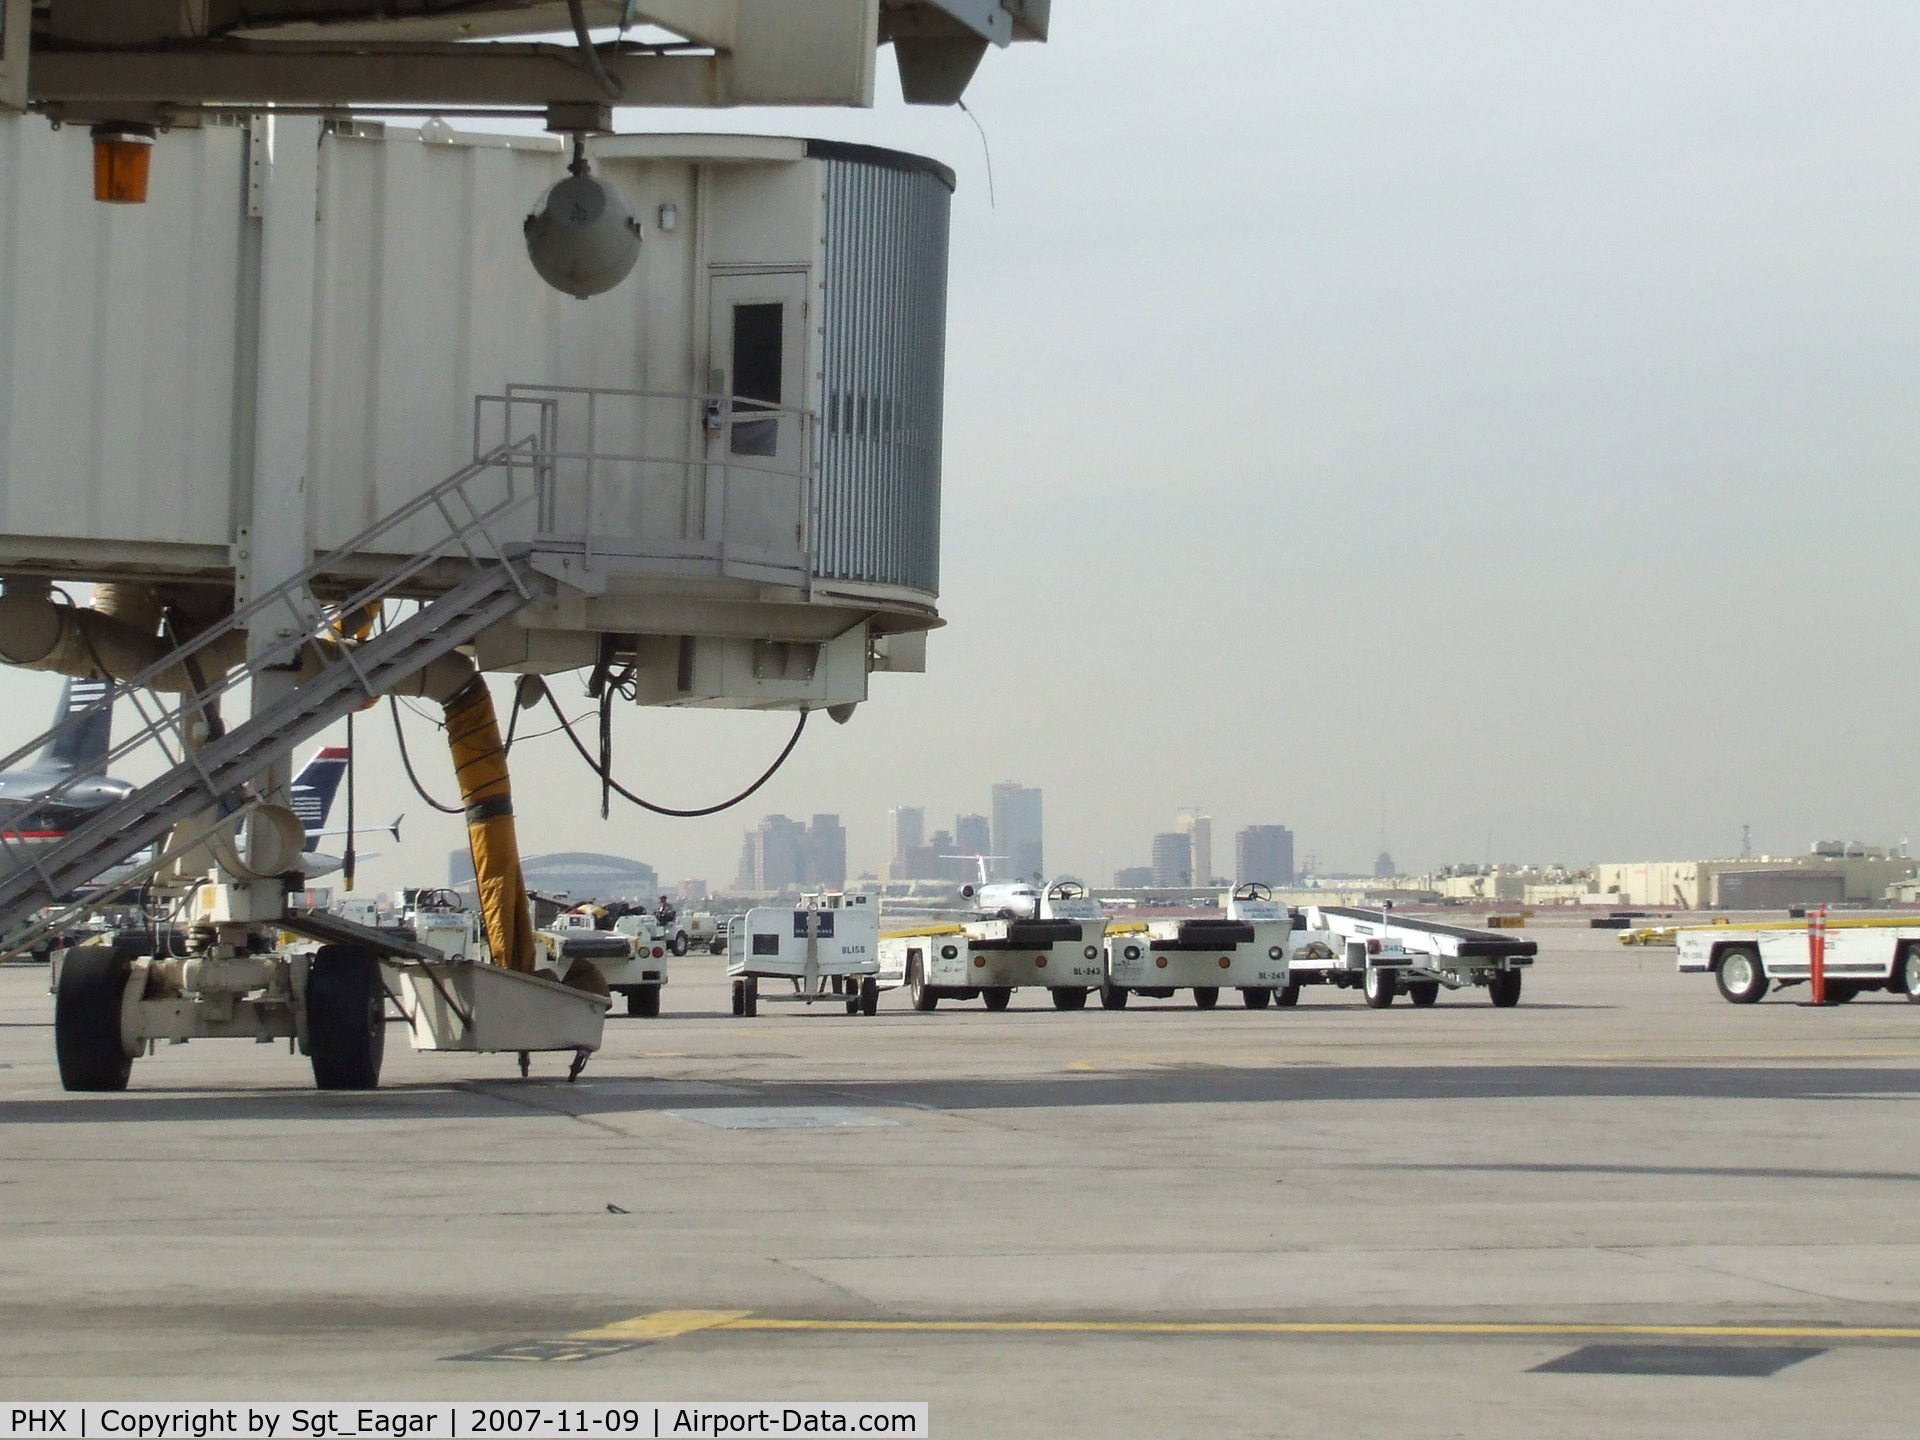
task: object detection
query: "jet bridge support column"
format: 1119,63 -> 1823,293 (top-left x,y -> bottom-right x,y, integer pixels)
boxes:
232,113 -> 320,917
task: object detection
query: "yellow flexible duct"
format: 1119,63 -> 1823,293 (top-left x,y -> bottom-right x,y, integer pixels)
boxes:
442,675 -> 535,973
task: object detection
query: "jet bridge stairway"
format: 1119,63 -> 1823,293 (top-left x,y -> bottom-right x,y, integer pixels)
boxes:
0,440 -> 545,948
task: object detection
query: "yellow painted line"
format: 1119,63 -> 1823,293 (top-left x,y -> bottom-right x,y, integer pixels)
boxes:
569,1310 -> 754,1341
583,1311 -> 1920,1342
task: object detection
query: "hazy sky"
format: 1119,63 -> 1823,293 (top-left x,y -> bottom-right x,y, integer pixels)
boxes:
7,2 -> 1920,894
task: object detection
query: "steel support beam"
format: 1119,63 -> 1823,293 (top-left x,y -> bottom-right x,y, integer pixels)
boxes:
30,45 -> 743,110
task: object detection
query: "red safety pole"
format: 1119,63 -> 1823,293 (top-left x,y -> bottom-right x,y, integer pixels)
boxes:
1809,904 -> 1827,1006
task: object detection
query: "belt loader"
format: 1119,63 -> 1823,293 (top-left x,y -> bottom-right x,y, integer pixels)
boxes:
728,893 -> 881,1017
1101,885 -> 1292,1010
1288,905 -> 1534,1007
883,881 -> 1109,1011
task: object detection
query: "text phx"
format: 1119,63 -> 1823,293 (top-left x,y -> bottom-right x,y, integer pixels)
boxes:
11,1413 -> 68,1435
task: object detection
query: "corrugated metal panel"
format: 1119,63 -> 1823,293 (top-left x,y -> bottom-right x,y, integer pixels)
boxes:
0,117 -> 246,558
816,156 -> 949,595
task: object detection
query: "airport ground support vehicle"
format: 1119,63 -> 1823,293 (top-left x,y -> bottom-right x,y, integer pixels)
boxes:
1677,917 -> 1920,1004
534,911 -> 670,1017
881,882 -> 1109,1011
1101,885 -> 1291,1010
1288,905 -> 1534,1007
728,893 -> 881,1016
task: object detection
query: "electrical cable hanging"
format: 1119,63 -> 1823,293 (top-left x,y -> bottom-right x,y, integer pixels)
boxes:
566,0 -> 624,100
543,685 -> 808,818
389,696 -> 463,815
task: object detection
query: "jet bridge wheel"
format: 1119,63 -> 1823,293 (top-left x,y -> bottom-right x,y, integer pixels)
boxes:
1239,987 -> 1271,1009
1408,981 -> 1441,1007
982,987 -> 1013,1011
1714,946 -> 1767,1005
1192,987 -> 1220,1009
307,944 -> 386,1091
1363,967 -> 1397,1008
1098,982 -> 1129,1010
1486,968 -> 1524,1008
627,986 -> 661,1018
55,944 -> 138,1092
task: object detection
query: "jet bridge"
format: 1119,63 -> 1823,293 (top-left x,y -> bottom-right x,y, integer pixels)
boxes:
0,7 -> 1053,1091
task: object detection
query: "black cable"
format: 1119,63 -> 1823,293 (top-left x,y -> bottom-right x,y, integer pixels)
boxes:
503,690 -> 522,756
544,686 -> 808,818
389,696 -> 463,815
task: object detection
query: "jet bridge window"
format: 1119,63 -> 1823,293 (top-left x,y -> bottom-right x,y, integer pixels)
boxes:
730,302 -> 783,457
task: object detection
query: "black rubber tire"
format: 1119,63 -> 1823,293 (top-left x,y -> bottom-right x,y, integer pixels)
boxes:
1714,945 -> 1767,1005
982,987 -> 1013,1012
1193,986 -> 1220,1010
1363,967 -> 1397,1009
307,944 -> 386,1091
1099,982 -> 1129,1010
1051,987 -> 1088,1011
741,976 -> 758,1018
731,979 -> 744,1016
860,976 -> 880,1017
55,945 -> 135,1092
1240,987 -> 1271,1010
846,997 -> 860,1015
1903,945 -> 1920,1002
1408,981 -> 1441,1008
1487,968 -> 1524,1008
908,960 -> 938,1012
669,931 -> 690,958
628,986 -> 661,1018
1273,982 -> 1300,1008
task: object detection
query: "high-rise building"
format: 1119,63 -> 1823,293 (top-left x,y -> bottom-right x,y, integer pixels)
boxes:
808,814 -> 847,890
889,806 -> 924,873
1151,832 -> 1193,888
1114,865 -> 1154,888
739,814 -> 809,892
955,812 -> 990,859
1373,851 -> 1395,880
991,782 -> 1043,882
1179,811 -> 1214,887
1236,825 -> 1295,887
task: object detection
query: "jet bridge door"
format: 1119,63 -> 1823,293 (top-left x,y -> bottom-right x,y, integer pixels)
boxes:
705,269 -> 811,576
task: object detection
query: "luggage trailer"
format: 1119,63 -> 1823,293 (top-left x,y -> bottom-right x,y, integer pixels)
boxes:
1294,905 -> 1535,1008
1676,917 -> 1920,1004
727,895 -> 882,1017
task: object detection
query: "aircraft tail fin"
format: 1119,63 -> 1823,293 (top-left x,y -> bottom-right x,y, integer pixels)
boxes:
36,679 -> 114,775
290,747 -> 349,847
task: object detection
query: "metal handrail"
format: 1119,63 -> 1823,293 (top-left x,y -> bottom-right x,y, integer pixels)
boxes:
472,384 -> 820,582
0,434 -> 542,886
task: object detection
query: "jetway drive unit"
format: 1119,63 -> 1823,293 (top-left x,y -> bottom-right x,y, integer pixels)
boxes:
0,115 -> 955,714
